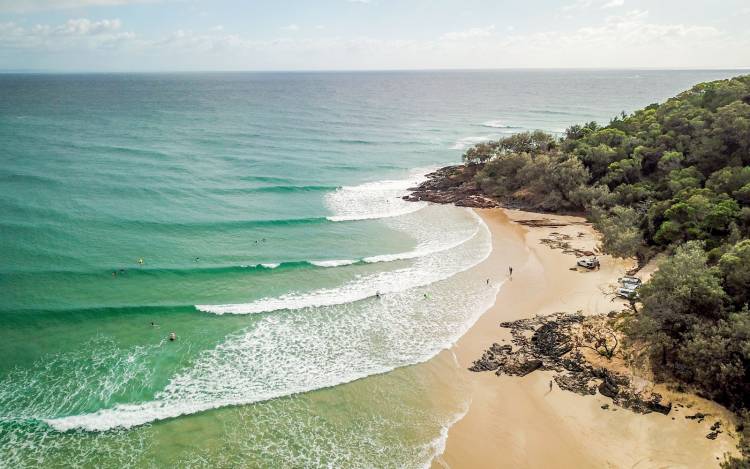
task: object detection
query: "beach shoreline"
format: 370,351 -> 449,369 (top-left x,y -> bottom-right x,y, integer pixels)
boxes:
425,207 -> 738,468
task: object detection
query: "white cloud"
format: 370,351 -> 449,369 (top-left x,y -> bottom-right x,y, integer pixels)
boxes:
441,25 -> 495,41
0,18 -> 134,50
563,0 -> 624,12
54,18 -> 122,35
562,0 -> 592,12
281,24 -> 300,32
346,0 -> 371,3
0,0 -> 160,13
0,11 -> 747,71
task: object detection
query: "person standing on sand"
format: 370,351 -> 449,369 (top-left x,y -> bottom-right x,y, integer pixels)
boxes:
549,380 -> 553,392
509,266 -> 513,277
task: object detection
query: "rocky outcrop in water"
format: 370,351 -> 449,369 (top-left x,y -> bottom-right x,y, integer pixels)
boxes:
402,165 -> 499,208
470,313 -> 672,415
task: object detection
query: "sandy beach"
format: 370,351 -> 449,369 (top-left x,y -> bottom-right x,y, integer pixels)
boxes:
430,207 -> 739,469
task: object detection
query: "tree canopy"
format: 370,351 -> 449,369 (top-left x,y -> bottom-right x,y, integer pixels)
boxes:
462,75 -> 750,420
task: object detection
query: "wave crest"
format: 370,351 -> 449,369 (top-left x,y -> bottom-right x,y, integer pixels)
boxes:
324,174 -> 428,222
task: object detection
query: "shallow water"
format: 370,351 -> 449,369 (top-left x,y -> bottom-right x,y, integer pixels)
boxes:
0,69 -> 744,467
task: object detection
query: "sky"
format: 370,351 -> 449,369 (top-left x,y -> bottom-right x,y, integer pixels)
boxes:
0,0 -> 748,71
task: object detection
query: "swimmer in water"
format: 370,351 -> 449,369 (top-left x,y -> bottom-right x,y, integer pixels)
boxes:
169,332 -> 176,341
138,258 -> 144,265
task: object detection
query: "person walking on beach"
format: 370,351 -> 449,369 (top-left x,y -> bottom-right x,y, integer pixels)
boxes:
509,266 -> 513,277
549,380 -> 553,392
486,278 -> 489,285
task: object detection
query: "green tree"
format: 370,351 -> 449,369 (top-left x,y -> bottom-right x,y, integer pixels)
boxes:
720,239 -> 750,308
635,241 -> 726,367
593,205 -> 644,259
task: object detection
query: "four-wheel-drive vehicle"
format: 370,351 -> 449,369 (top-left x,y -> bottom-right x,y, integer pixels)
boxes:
617,276 -> 642,299
617,285 -> 640,299
619,276 -> 642,288
577,257 -> 600,269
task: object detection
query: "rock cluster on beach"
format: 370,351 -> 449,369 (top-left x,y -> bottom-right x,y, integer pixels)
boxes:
469,312 -> 672,415
402,165 -> 499,208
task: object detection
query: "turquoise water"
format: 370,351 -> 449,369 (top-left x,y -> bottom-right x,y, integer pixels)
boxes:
0,70 -> 745,467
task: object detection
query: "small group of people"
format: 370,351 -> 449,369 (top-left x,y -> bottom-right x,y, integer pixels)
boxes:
151,322 -> 176,341
150,329 -> 178,342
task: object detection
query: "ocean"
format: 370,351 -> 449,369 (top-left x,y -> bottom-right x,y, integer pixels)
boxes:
0,69 -> 744,467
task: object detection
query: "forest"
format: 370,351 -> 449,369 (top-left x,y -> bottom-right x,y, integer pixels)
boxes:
463,75 -> 750,466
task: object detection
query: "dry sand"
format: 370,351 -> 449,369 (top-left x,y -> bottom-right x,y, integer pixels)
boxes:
429,208 -> 739,469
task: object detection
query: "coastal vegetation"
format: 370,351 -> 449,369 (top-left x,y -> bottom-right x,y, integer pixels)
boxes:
462,75 -> 750,465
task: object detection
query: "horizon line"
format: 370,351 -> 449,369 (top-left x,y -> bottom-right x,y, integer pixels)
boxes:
1,66 -> 749,75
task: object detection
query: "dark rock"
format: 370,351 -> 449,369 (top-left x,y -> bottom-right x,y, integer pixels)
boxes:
403,165 -> 496,208
686,412 -> 708,422
645,394 -> 672,415
706,431 -> 720,440
598,380 -> 619,399
601,404 -> 610,410
515,359 -> 543,376
472,312 -> 673,417
711,421 -> 721,431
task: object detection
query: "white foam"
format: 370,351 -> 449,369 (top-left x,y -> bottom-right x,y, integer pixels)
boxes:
260,263 -> 280,269
363,226 -> 478,264
422,400 -> 471,469
197,209 -> 484,315
450,136 -> 491,150
481,120 -> 514,129
309,259 -> 357,267
45,207 -> 499,432
324,174 -> 428,222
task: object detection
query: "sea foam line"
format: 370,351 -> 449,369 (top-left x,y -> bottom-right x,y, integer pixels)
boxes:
481,120 -> 521,129
43,173 -> 495,433
324,174 -> 428,222
45,251 -> 499,433
196,214 -> 483,315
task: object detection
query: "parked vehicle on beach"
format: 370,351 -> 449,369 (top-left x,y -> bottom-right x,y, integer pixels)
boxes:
617,285 -> 640,299
619,276 -> 642,288
577,257 -> 600,269
617,276 -> 642,299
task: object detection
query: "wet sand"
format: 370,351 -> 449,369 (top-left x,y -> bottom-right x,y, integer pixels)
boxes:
428,208 -> 738,468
